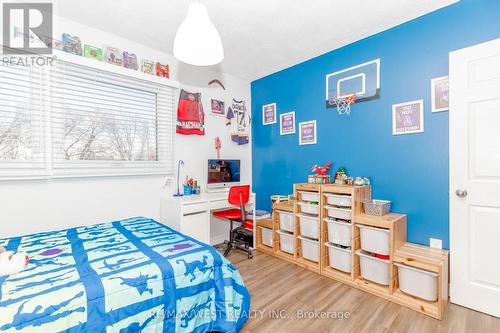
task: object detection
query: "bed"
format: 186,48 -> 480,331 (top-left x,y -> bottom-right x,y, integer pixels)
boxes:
0,217 -> 250,332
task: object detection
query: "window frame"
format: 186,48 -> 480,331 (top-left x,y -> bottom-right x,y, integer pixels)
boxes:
0,53 -> 177,180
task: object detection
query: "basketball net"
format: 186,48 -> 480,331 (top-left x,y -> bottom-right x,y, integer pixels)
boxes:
329,93 -> 356,116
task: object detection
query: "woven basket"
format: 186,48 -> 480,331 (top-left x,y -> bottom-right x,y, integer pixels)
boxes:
363,200 -> 391,216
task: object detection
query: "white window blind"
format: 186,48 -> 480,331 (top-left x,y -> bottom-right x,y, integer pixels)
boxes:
0,64 -> 46,179
0,58 -> 174,179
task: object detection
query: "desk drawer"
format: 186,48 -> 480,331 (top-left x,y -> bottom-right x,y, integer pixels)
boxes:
182,202 -> 209,215
210,199 -> 254,211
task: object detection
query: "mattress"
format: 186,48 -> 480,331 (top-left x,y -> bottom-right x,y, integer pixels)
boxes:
0,217 -> 250,332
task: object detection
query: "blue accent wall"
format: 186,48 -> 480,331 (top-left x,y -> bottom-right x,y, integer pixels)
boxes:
251,0 -> 500,249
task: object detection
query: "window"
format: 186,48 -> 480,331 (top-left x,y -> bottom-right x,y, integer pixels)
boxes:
0,59 -> 174,179
0,64 -> 45,179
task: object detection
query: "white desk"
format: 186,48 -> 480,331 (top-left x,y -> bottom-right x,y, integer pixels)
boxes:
160,192 -> 256,247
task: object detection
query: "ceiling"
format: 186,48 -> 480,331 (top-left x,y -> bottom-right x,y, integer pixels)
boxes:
55,0 -> 458,81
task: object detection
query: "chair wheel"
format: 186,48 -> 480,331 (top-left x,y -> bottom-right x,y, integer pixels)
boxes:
248,253 -> 253,259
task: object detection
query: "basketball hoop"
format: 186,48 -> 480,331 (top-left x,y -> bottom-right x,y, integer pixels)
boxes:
328,93 -> 356,116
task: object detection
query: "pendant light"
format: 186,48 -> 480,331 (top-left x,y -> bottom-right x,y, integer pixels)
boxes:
173,2 -> 224,66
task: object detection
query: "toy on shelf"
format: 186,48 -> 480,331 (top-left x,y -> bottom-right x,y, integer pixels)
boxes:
334,166 -> 349,185
156,62 -> 170,78
354,177 -> 364,186
84,44 -> 102,61
141,59 -> 155,74
104,46 -> 123,66
363,176 -> 371,185
183,177 -> 200,195
123,51 -> 138,70
0,247 -> 29,277
309,162 -> 332,184
62,33 -> 82,56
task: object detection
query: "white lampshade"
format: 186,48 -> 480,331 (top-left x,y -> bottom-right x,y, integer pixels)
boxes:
173,3 -> 224,66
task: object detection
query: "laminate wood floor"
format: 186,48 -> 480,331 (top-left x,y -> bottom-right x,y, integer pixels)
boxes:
227,251 -> 500,333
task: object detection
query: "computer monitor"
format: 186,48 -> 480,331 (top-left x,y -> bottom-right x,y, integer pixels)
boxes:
207,159 -> 241,190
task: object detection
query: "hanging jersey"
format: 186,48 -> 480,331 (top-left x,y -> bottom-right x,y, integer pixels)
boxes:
176,89 -> 205,135
225,99 -> 250,145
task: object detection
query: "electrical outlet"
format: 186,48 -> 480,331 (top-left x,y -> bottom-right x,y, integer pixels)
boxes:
430,238 -> 442,249
163,176 -> 173,187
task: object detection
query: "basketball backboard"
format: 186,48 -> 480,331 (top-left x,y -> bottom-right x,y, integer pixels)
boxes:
326,59 -> 380,108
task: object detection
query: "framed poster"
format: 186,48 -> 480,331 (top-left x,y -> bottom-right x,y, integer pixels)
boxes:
299,120 -> 317,145
280,111 -> 295,135
262,103 -> 277,125
211,99 -> 225,116
392,100 -> 424,135
431,76 -> 449,112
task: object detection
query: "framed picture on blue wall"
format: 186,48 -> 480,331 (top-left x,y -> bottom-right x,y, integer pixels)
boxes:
299,120 -> 317,145
431,76 -> 449,112
262,103 -> 277,125
280,111 -> 295,135
392,100 -> 424,135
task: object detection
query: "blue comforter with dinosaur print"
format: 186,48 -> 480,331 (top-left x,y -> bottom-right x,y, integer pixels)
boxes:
0,217 -> 250,332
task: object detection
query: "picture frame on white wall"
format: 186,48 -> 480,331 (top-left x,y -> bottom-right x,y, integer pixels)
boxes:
280,111 -> 295,135
392,100 -> 424,135
431,76 -> 449,112
262,103 -> 277,125
299,120 -> 317,145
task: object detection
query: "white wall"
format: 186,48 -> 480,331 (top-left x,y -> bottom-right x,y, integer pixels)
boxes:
0,15 -> 251,238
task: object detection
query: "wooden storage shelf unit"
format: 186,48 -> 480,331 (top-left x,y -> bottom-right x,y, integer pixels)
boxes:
393,242 -> 449,319
272,201 -> 296,264
255,217 -> 274,256
353,213 -> 407,294
256,183 -> 449,320
294,183 -> 321,273
320,184 -> 371,281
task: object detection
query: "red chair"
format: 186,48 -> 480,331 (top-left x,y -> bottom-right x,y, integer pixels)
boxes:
213,185 -> 254,258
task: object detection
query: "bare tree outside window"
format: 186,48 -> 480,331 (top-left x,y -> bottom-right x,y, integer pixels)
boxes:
59,80 -> 158,162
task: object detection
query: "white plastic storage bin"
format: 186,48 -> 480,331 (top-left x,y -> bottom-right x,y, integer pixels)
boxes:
277,211 -> 294,232
356,250 -> 390,285
357,224 -> 390,256
325,206 -> 352,220
297,201 -> 320,215
259,227 -> 273,247
298,191 -> 319,202
298,236 -> 319,262
395,263 -> 439,301
325,242 -> 351,273
325,219 -> 352,246
324,193 -> 352,207
297,213 -> 319,239
277,230 -> 295,254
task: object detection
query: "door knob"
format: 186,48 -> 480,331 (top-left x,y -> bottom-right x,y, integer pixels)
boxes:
455,189 -> 468,198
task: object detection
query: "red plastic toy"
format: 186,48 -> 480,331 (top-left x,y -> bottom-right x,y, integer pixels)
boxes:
311,161 -> 332,175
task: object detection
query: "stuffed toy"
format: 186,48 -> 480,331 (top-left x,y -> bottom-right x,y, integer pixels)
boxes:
0,247 -> 29,277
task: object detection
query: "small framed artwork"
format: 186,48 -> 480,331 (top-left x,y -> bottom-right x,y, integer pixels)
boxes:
280,111 -> 295,135
262,103 -> 277,125
392,100 -> 424,135
299,120 -> 317,145
431,76 -> 449,112
211,99 -> 225,116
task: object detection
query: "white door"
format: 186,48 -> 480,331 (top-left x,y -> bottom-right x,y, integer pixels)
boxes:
450,38 -> 500,317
